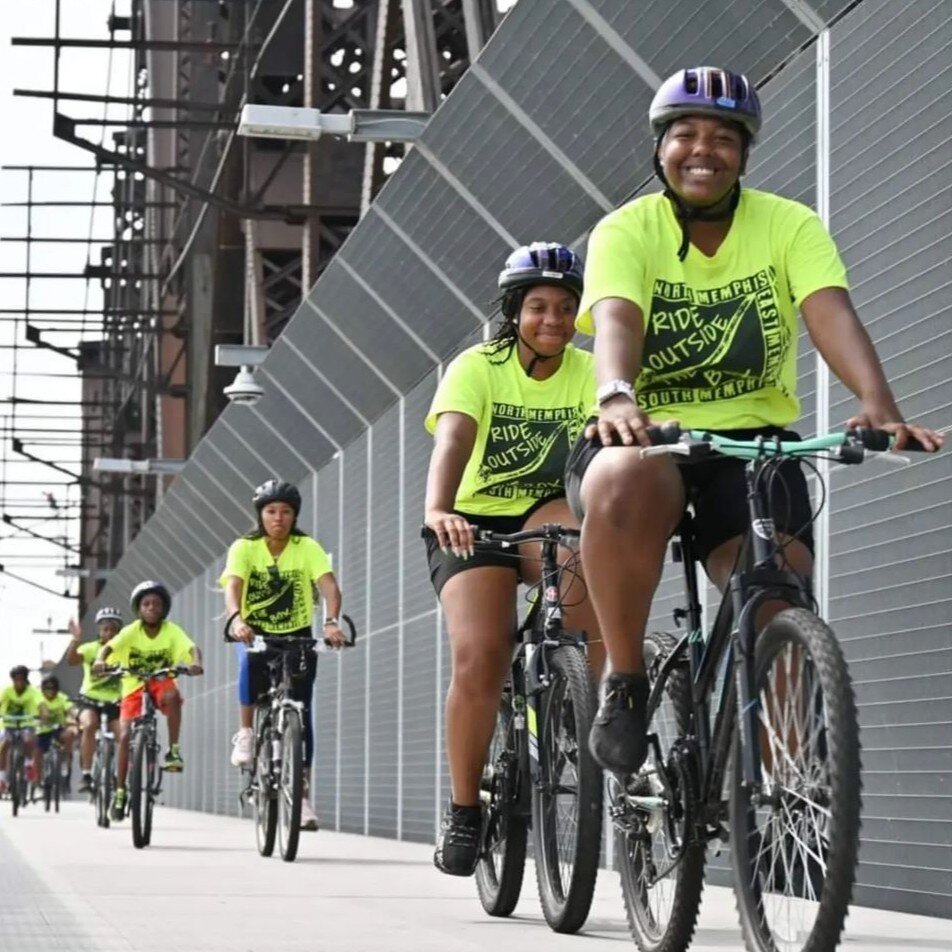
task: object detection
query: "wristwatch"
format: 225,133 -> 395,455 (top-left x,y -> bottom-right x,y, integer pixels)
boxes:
596,378 -> 636,405
323,617 -> 339,626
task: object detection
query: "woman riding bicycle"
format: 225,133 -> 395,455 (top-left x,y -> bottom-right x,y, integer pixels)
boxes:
566,66 -> 944,776
67,607 -> 123,794
423,242 -> 603,877
222,478 -> 345,833
94,581 -> 203,821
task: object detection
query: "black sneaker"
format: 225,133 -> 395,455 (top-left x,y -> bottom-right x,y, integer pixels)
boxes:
589,672 -> 650,774
434,802 -> 482,876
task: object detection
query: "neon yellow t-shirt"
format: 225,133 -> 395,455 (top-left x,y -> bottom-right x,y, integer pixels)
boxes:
105,620 -> 196,698
0,684 -> 44,728
76,641 -> 122,703
577,189 -> 849,429
425,343 -> 596,516
220,535 -> 333,635
37,691 -> 71,735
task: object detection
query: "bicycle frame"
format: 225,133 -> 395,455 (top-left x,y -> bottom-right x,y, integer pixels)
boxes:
646,456 -> 813,825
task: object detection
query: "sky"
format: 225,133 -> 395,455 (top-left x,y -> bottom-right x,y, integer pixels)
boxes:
0,1 -> 129,674
0,0 -> 521,677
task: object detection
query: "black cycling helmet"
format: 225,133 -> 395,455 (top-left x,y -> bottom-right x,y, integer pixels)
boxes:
130,580 -> 172,617
253,479 -> 301,516
9,664 -> 29,681
41,674 -> 59,691
95,606 -> 123,626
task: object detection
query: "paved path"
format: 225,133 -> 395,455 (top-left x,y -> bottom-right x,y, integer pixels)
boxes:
0,801 -> 949,951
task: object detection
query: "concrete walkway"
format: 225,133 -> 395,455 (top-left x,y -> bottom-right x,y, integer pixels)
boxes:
0,801 -> 948,951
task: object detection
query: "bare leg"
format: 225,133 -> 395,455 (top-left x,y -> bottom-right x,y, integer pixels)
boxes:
79,709 -> 99,772
520,497 -> 607,678
162,691 -> 182,745
441,566 -> 518,807
239,705 -> 254,730
579,448 -> 685,675
116,721 -> 131,787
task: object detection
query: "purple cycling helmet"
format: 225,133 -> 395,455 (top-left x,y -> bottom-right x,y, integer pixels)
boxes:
498,242 -> 584,300
650,67 -> 761,140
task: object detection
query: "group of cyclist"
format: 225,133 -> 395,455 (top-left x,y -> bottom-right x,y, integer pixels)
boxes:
0,667 -> 77,799
422,65 -> 943,876
10,68 -> 943,890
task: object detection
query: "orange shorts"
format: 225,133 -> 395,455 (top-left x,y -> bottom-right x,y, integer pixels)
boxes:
120,678 -> 182,721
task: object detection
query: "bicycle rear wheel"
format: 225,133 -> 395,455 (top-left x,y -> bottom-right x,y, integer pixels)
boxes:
531,645 -> 603,933
618,631 -> 705,952
253,711 -> 277,857
130,732 -> 152,848
475,683 -> 528,917
730,608 -> 861,952
277,710 -> 303,862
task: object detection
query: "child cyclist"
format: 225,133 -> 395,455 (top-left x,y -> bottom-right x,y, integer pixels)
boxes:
66,607 -> 123,793
94,581 -> 203,821
0,665 -> 45,793
36,674 -> 78,787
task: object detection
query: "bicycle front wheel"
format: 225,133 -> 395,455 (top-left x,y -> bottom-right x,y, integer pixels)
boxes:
277,710 -> 303,862
730,608 -> 861,952
130,733 -> 153,848
618,630 -> 705,952
531,645 -> 603,933
253,711 -> 277,857
475,683 -> 528,917
53,748 -> 62,813
96,743 -> 112,828
11,749 -> 23,817
43,752 -> 53,813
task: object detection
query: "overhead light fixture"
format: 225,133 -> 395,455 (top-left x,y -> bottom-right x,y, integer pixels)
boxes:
237,105 -> 430,143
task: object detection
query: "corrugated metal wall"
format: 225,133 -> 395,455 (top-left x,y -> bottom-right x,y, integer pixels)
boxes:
82,0 -> 950,918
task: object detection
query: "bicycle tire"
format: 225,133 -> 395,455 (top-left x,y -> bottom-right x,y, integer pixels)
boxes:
97,743 -> 112,828
475,686 -> 528,917
130,732 -> 149,848
277,710 -> 303,862
43,750 -> 53,813
53,747 -> 61,813
729,608 -> 860,952
254,710 -> 277,857
143,743 -> 156,846
619,631 -> 706,952
531,645 -> 603,933
11,748 -> 22,817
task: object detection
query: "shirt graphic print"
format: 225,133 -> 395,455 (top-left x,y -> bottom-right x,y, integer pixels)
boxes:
640,268 -> 791,414
244,565 -> 311,632
477,401 -> 587,503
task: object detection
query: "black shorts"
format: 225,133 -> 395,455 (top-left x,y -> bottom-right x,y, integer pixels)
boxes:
422,495 -> 563,596
565,422 -> 814,565
76,695 -> 121,722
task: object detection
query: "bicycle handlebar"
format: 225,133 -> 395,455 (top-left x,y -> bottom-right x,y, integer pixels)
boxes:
105,665 -> 197,680
223,612 -> 358,649
474,524 -> 580,548
636,425 -> 930,462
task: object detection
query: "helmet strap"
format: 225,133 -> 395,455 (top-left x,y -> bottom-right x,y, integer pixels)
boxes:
654,133 -> 746,261
517,332 -> 564,378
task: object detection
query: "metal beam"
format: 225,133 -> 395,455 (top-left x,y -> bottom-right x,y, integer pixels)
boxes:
11,37 -> 246,52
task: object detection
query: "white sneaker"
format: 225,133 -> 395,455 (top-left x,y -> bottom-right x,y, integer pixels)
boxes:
230,728 -> 254,768
300,796 -> 320,832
